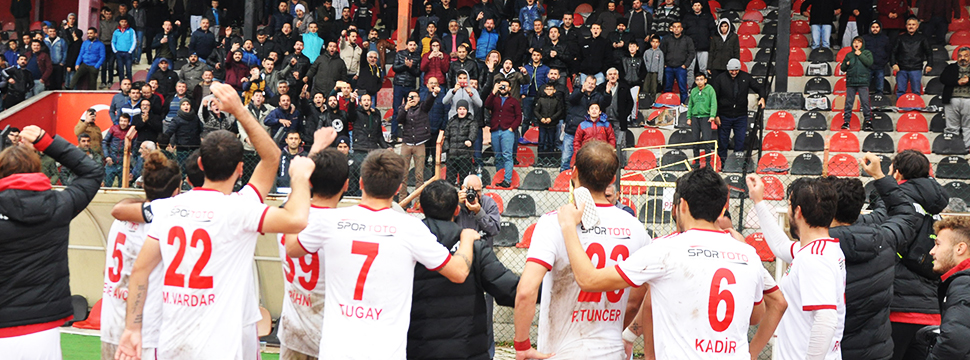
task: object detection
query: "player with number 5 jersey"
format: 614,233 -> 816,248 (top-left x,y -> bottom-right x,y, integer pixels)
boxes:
555,166 -> 768,360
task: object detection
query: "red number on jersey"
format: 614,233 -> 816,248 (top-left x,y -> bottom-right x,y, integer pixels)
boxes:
164,226 -> 214,289
708,268 -> 736,332
285,253 -> 321,291
578,243 -> 630,303
351,241 -> 379,301
108,233 -> 127,283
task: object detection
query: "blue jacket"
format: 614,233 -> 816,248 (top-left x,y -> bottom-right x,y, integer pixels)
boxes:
475,29 -> 499,60
109,93 -> 128,124
519,5 -> 543,32
241,49 -> 259,68
264,106 -> 303,141
44,37 -> 67,65
429,94 -> 448,133
112,27 -> 138,54
522,63 -> 549,97
3,49 -> 18,66
303,33 -> 324,63
76,40 -> 106,69
189,29 -> 217,59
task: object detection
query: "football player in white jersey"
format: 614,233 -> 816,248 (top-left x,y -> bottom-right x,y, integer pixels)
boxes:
513,141 -> 651,360
284,149 -> 479,359
101,151 -> 183,360
116,83 -> 319,360
748,172 -> 847,360
555,167 -> 767,360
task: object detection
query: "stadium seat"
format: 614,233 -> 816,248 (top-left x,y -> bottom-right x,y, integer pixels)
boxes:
709,0 -> 722,11
757,152 -> 790,174
516,223 -> 537,248
515,146 -> 535,167
871,111 -> 894,131
668,129 -> 694,147
649,173 -> 679,195
549,170 -> 572,192
763,19 -> 779,34
486,169 -> 521,189
655,92 -> 681,106
925,78 -> 944,95
1,22 -> 13,31
794,131 -> 825,151
803,77 -> 832,94
750,62 -> 769,76
739,34 -> 757,48
836,47 -> 852,63
724,174 -> 748,198
742,9 -> 764,22
133,70 -> 147,82
575,3 -> 593,12
828,154 -> 860,177
109,82 -> 122,91
640,199 -> 672,224
660,149 -> 690,171
951,17 -> 970,31
767,111 -> 795,130
72,299 -> 102,330
931,113 -> 947,133
523,127 -> 539,144
951,30 -> 970,46
898,132 -> 932,154
621,172 -> 648,195
790,34 -> 810,48
791,19 -> 811,34
763,131 -> 793,151
897,94 -> 926,109
755,48 -> 774,62
484,192 -> 504,213
520,169 -> 553,190
871,95 -> 894,111
933,133 -> 969,155
930,95 -> 944,107
745,233 -> 777,261
830,131 -> 860,152
790,47 -> 807,62
740,47 -> 754,62
619,129 -> 635,148
833,78 -> 847,95
29,21 -> 42,31
738,21 -> 760,35
637,128 -> 666,148
862,154 -> 893,178
723,152 -> 755,173
945,181 -> 970,203
808,48 -> 835,62
789,61 -> 805,77
626,149 -> 657,170
862,132 -> 895,153
798,111 -> 828,130
762,175 -> 786,200
746,0 -> 766,10
937,156 -> 970,179
791,153 -> 824,175
377,88 -> 394,108
897,112 -> 929,132
833,95 -> 861,111
503,194 -> 536,218
495,222 -> 519,247
830,113 -> 861,131
758,34 -> 776,48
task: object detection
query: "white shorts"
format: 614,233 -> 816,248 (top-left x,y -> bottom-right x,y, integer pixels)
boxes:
239,324 -> 259,360
0,327 -> 61,360
101,342 -> 157,360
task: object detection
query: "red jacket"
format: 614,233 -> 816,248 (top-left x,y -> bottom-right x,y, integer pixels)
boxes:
877,0 -> 909,29
484,93 -> 522,131
420,51 -> 450,85
573,114 -> 616,151
224,51 -> 249,91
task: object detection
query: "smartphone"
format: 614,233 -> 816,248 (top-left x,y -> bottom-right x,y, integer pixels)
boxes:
572,187 -> 600,229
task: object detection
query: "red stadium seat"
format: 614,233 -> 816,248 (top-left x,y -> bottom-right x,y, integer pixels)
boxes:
762,131 -> 793,151
549,169 -> 572,192
740,47 -> 753,62
789,61 -> 804,76
767,111 -> 795,130
742,10 -> 764,22
486,169 -> 520,189
133,70 -> 147,82
708,0 -> 722,11
790,34 -> 809,48
897,93 -> 926,109
484,192 -> 504,213
790,47 -> 807,62
791,19 -> 811,34
626,149 -> 657,170
794,0 -> 806,12
516,223 -> 537,248
830,113 -> 861,131
647,109 -> 663,123
515,146 -> 535,167
828,154 -> 860,177
655,92 -> 681,106
740,62 -> 749,72
523,127 -> 539,143
830,131 -> 860,152
833,78 -> 847,94
762,175 -> 786,200
952,30 -> 970,46
620,172 -> 648,195
757,152 -> 790,174
739,34 -> 757,48
575,3 -> 593,13
897,111 -> 929,132
952,17 -> 970,32
738,22 -> 760,35
29,21 -> 41,31
747,0 -> 767,9
836,47 -> 852,63
72,299 -> 102,330
637,128 -> 666,148
573,12 -> 584,26
898,132 -> 932,154
745,233 -> 776,261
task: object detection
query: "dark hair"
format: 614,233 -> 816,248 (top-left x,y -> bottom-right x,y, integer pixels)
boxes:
78,133 -> 91,141
821,176 -> 864,224
421,180 -> 459,220
788,177 -> 838,228
892,149 -> 930,179
0,145 -> 41,178
183,150 -> 204,188
695,72 -> 707,79
574,141 -> 618,192
510,19 -> 521,25
88,27 -> 98,33
120,113 -> 131,121
360,149 -> 406,199
142,151 -> 182,200
309,148 -> 349,197
199,130 -> 243,181
672,167 -> 728,222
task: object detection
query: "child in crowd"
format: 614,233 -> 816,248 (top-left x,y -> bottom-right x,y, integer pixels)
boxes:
533,83 -> 565,166
840,36 -> 874,130
442,100 -> 477,186
573,102 -> 615,153
686,72 -> 717,166
642,35 -> 664,104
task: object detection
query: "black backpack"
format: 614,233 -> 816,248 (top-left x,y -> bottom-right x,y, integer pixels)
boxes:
901,205 -> 943,280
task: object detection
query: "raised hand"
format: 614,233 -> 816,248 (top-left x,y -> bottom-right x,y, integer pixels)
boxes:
288,156 -> 316,179
210,83 -> 244,115
861,152 -> 885,179
745,174 -> 765,203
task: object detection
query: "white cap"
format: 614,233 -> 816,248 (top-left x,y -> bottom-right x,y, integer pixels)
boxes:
295,4 -> 305,12
726,59 -> 741,71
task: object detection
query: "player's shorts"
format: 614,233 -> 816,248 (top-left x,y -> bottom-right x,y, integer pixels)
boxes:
240,324 -> 260,360
280,347 -> 319,360
0,327 -> 62,360
101,342 -> 158,360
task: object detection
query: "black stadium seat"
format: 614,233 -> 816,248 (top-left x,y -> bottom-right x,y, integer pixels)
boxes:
503,194 -> 536,217
751,62 -> 769,76
758,34 -> 775,48
945,181 -> 970,203
803,77 -> 832,94
640,199 -> 672,224
794,131 -> 825,151
724,174 -> 748,198
519,169 -> 553,190
495,222 -> 519,247
668,129 -> 694,148
925,78 -> 944,95
798,111 -> 829,130
762,21 -> 778,33
871,95 -> 893,111
861,154 -> 893,178
862,132 -> 895,153
723,152 -> 756,173
871,111 -> 894,131
660,150 -> 690,171
808,48 -> 835,62
649,173 -> 678,195
755,48 -> 774,62
930,95 -> 944,107
931,113 -> 946,133
934,133 -> 970,155
791,153 -> 823,175
937,156 -> 970,179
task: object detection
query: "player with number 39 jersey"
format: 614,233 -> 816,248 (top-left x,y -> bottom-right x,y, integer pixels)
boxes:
276,206 -> 332,359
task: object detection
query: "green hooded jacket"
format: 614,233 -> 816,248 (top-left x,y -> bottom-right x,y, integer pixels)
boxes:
841,36 -> 874,87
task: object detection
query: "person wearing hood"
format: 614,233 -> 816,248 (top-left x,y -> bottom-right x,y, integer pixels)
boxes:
112,18 -> 137,82
686,72 -> 716,165
708,18 -> 739,80
533,83 -> 565,165
941,47 -> 970,149
840,36 -> 874,130
441,100 -> 478,185
573,102 -> 616,152
710,58 -> 764,165
826,156 -> 922,360
164,99 -> 203,161
863,21 -> 892,96
682,0 -> 716,82
799,0 -> 840,49
292,4 -> 315,34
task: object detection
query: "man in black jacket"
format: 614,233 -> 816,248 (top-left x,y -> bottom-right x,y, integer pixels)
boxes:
829,154 -> 922,360
863,21 -> 892,95
408,180 -> 518,360
799,0 -> 840,49
0,126 -> 103,355
578,23 -> 611,86
391,40 -> 422,140
659,21 -> 694,105
682,0 -> 715,82
891,18 -> 933,99
397,87 -> 439,201
709,59 -> 764,165
926,216 -> 970,360
561,76 -> 611,171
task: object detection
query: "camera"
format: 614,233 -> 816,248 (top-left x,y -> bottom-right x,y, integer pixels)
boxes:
500,85 -> 507,90
465,188 -> 478,203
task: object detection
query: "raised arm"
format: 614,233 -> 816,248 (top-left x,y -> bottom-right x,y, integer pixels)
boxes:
308,126 -> 338,155
21,126 -> 104,216
746,174 -> 797,263
210,83 -> 281,199
260,156 -> 314,234
436,228 -> 479,283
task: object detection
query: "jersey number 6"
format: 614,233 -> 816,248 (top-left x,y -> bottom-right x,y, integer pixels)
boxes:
708,268 -> 736,332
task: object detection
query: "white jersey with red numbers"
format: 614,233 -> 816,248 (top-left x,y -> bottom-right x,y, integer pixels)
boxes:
296,204 -> 452,359
276,206 -> 331,357
101,220 -> 163,348
145,185 -> 269,359
776,238 -> 846,360
616,229 -> 766,360
525,204 -> 650,359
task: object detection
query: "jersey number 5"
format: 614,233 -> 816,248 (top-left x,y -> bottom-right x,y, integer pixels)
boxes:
108,233 -> 127,283
578,243 -> 630,303
164,226 -> 214,289
351,241 -> 379,301
708,268 -> 736,332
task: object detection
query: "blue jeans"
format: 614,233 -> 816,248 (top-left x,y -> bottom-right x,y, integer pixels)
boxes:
717,115 -> 747,162
116,52 -> 133,81
561,133 -> 575,171
579,72 -> 605,86
811,24 -> 832,49
133,30 -> 144,61
104,163 -> 122,187
896,70 -> 923,98
538,126 -> 556,154
870,68 -> 885,94
473,127 -> 484,165
664,66 -> 688,104
392,85 -> 415,137
492,129 -> 515,182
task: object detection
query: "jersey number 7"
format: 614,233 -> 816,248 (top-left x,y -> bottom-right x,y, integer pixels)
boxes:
351,241 -> 379,301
